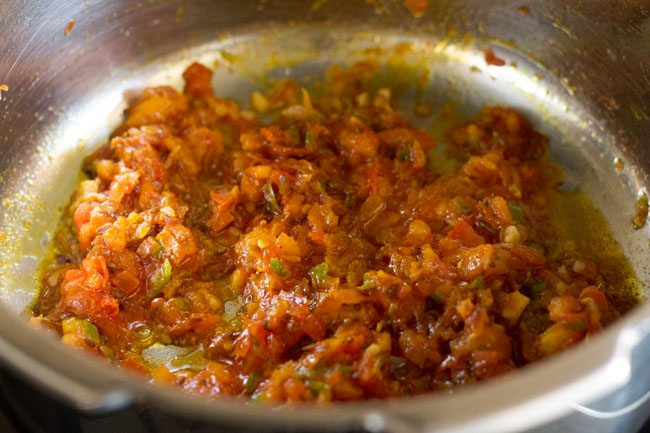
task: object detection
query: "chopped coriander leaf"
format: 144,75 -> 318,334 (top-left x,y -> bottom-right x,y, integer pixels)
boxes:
431,292 -> 445,303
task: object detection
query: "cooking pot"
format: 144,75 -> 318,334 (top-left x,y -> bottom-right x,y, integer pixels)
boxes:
1,1 -> 650,432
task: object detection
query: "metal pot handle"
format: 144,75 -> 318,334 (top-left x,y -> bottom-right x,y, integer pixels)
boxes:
569,320 -> 650,420
570,389 -> 650,420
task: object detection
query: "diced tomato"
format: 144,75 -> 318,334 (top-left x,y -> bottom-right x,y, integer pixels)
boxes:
457,244 -> 494,280
446,219 -> 486,248
156,223 -> 197,265
183,62 -> 214,98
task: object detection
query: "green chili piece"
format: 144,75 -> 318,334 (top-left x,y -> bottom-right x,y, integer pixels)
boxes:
308,380 -> 325,394
430,292 -> 445,303
270,258 -> 289,278
509,202 -> 523,221
567,319 -> 587,331
305,129 -> 316,150
175,297 -> 191,311
526,280 -> 547,299
427,149 -> 461,175
151,258 -> 172,297
83,320 -> 100,345
62,317 -> 100,346
335,364 -> 353,374
469,276 -> 484,289
245,372 -> 261,394
262,183 -> 281,214
397,148 -> 410,161
309,262 -> 328,285
359,273 -> 377,290
287,124 -> 300,146
61,318 -> 75,334
389,356 -> 408,377
100,345 -> 114,359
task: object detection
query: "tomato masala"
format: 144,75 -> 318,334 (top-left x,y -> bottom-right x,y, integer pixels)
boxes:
34,61 -> 634,402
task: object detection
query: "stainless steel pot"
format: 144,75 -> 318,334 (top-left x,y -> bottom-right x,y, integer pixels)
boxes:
1,1 -> 650,432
